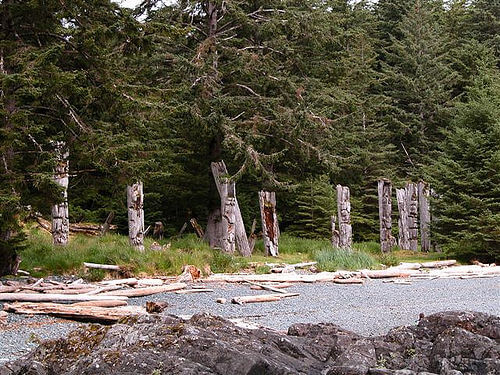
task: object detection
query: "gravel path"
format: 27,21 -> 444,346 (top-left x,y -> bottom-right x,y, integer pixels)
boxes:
1,277 -> 498,365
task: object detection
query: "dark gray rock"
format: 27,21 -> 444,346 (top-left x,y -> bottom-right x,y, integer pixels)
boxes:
0,311 -> 498,375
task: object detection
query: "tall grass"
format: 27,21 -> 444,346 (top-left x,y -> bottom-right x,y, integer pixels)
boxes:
314,247 -> 378,271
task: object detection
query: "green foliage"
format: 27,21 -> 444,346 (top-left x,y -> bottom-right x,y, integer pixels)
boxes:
286,176 -> 336,238
426,68 -> 500,262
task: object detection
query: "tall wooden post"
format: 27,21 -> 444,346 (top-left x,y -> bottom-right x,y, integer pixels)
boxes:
211,161 -> 251,256
220,182 -> 236,253
396,182 -> 418,251
331,215 -> 340,248
418,181 -> 431,252
51,141 -> 69,246
407,182 -> 418,251
127,181 -> 144,252
378,179 -> 395,253
258,191 -> 279,257
336,185 -> 352,249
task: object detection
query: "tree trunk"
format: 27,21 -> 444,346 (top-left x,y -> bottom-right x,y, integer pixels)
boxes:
331,215 -> 340,248
258,191 -> 279,257
127,182 -> 144,252
397,182 -> 418,251
203,208 -> 222,248
418,181 -> 431,252
378,179 -> 396,253
220,182 -> 236,254
51,141 -> 69,246
336,185 -> 352,249
211,161 -> 251,256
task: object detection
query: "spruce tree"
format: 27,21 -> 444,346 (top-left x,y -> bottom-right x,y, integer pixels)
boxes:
426,67 -> 500,261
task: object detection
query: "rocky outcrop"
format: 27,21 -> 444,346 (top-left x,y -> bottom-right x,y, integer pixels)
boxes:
1,311 -> 498,375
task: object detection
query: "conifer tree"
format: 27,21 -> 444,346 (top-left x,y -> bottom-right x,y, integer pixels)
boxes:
426,67 -> 500,261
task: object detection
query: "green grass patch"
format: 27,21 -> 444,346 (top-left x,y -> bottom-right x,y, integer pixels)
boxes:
314,247 -> 378,271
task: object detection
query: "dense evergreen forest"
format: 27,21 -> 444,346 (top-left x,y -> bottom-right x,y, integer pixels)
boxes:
1,0 -> 499,267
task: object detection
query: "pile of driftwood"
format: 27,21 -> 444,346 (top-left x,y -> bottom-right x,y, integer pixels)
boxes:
207,260 -> 500,284
0,269 -> 208,323
1,260 -> 498,324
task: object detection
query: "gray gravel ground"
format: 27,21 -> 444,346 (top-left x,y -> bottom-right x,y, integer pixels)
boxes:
1,277 -> 499,365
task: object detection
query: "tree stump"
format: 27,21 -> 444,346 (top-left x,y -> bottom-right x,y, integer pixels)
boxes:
331,215 -> 340,248
153,221 -> 164,240
127,182 -> 145,252
336,185 -> 352,249
211,161 -> 251,256
220,182 -> 236,253
378,179 -> 396,253
396,182 -> 418,251
258,191 -> 279,257
418,181 -> 431,252
51,141 -> 69,246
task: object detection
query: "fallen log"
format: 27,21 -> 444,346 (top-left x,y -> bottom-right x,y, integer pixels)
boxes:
3,302 -> 142,323
99,278 -> 138,286
102,283 -> 187,297
42,288 -> 96,295
136,279 -> 164,287
207,272 -> 340,283
85,285 -> 124,295
231,293 -> 299,305
0,293 -> 128,303
360,269 -> 413,279
0,286 -> 19,293
71,300 -> 128,307
83,262 -> 121,271
245,281 -> 289,294
175,289 -> 214,294
249,282 -> 294,290
420,260 -> 457,268
332,278 -> 364,284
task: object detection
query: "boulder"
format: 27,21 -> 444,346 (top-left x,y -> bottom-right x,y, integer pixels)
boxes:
0,311 -> 498,375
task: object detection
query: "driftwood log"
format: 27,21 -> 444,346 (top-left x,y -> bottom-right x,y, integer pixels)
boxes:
127,181 -> 145,251
3,302 -> 143,323
102,283 -> 186,297
51,141 -> 69,246
258,191 -> 280,257
231,293 -> 299,305
418,181 -> 431,252
336,185 -> 352,249
378,179 -> 396,253
211,161 -> 251,256
0,293 -> 128,303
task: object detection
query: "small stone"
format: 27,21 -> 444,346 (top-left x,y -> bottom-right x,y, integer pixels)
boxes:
216,298 -> 226,304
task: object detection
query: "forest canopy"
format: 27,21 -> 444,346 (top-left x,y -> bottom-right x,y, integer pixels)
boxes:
1,0 -> 499,263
